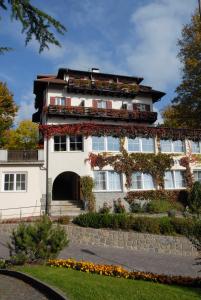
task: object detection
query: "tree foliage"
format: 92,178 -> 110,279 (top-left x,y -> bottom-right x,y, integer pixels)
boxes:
0,0 -> 66,53
9,215 -> 69,264
0,82 -> 18,146
188,181 -> 201,217
162,10 -> 201,128
3,119 -> 39,149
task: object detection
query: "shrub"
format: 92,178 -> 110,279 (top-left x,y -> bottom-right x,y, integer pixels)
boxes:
8,215 -> 69,264
114,198 -> 126,214
159,217 -> 175,235
73,213 -> 201,237
132,217 -> 160,234
146,199 -> 184,214
130,202 -> 146,213
188,181 -> 201,217
170,218 -> 190,236
80,176 -> 96,212
73,213 -> 102,228
99,202 -> 112,214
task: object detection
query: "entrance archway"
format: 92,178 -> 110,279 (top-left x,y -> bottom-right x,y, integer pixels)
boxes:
52,171 -> 80,201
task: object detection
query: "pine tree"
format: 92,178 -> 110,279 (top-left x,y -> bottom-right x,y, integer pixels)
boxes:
0,0 -> 66,54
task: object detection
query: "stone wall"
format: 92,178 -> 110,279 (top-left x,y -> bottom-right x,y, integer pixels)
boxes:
0,223 -> 198,257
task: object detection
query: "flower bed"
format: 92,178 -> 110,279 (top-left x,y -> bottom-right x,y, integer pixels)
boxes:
47,259 -> 201,287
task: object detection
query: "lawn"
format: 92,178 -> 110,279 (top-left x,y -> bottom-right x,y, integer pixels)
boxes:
16,265 -> 201,300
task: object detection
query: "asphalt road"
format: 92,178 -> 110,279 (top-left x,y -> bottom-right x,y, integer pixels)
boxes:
1,233 -> 200,277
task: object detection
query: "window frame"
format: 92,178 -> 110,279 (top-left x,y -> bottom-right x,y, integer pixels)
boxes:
190,141 -> 201,154
164,170 -> 186,189
160,139 -> 185,153
55,97 -> 66,106
93,170 -> 122,192
97,100 -> 107,109
2,172 -> 27,192
193,170 -> 201,183
130,172 -> 155,191
53,135 -> 84,152
127,137 -> 155,153
92,136 -> 120,152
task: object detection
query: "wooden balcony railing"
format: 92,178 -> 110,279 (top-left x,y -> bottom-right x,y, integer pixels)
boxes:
47,105 -> 158,123
8,150 -> 38,161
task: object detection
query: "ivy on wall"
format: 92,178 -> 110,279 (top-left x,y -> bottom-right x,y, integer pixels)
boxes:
126,190 -> 189,205
88,144 -> 174,188
80,176 -> 96,212
39,123 -> 201,141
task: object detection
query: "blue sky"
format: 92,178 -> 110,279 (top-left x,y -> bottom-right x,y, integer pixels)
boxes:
0,0 -> 198,123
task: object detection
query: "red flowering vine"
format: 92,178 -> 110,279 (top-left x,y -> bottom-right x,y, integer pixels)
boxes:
39,122 -> 201,141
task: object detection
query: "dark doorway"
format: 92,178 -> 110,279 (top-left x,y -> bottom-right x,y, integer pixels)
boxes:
52,171 -> 80,201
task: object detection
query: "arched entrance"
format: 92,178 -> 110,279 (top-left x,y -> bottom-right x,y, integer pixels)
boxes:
52,171 -> 80,201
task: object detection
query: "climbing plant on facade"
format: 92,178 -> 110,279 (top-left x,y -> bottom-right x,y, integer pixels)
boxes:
88,144 -> 174,188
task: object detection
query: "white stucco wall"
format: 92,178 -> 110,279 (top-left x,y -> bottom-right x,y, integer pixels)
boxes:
0,165 -> 44,219
46,88 -> 153,111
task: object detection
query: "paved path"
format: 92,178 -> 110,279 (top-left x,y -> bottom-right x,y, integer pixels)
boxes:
0,274 -> 48,300
59,242 -> 201,277
1,233 -> 200,277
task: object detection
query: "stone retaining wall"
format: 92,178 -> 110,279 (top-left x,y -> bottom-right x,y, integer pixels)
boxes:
0,223 -> 198,257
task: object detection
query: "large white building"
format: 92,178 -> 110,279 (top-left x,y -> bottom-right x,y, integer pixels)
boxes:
0,68 -> 201,219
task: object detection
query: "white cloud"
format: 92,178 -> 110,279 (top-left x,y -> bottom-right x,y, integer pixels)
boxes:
122,0 -> 196,90
15,91 -> 35,124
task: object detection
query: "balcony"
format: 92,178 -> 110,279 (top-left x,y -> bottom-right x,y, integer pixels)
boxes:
67,78 -> 139,97
0,150 -> 44,163
47,105 -> 157,123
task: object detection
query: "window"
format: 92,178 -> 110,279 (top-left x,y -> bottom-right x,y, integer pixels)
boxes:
92,136 -> 120,152
122,103 -> 127,110
54,135 -> 83,152
164,171 -> 186,189
127,137 -> 154,153
131,172 -> 155,190
141,138 -> 154,152
94,171 -> 106,190
128,137 -> 140,152
92,136 -> 104,151
69,135 -> 83,151
191,141 -> 201,153
55,97 -> 65,106
97,100 -> 107,109
193,170 -> 201,183
160,139 -> 184,153
3,173 -> 26,191
107,137 -> 120,151
173,140 -> 184,152
94,171 -> 121,191
54,136 -> 67,151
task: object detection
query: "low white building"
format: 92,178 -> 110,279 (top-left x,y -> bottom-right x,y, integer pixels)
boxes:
1,68 -> 201,219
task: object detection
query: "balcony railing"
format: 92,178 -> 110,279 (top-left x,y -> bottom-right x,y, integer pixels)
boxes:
47,105 -> 158,123
7,150 -> 39,161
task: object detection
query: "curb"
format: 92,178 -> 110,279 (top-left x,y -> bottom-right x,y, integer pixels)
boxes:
0,269 -> 68,300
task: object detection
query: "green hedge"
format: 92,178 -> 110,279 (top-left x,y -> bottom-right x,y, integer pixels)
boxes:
73,213 -> 201,237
